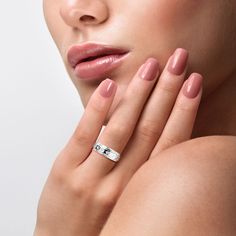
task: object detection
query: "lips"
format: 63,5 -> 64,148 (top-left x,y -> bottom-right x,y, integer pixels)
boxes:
67,43 -> 130,80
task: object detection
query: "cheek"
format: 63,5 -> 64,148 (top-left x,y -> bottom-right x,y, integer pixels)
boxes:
119,0 -> 201,61
121,0 -> 209,59
127,0 -> 200,26
134,0 -> 234,95
120,0 -> 202,45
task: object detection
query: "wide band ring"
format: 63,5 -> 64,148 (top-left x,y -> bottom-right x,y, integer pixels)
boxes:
93,142 -> 121,162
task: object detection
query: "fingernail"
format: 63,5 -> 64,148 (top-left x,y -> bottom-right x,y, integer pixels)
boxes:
183,73 -> 203,98
138,58 -> 159,81
99,79 -> 117,98
167,48 -> 188,75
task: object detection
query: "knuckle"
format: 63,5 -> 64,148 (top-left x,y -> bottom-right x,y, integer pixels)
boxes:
175,102 -> 197,113
70,178 -> 118,209
51,163 -> 116,205
90,97 -> 106,113
94,188 -> 118,209
105,123 -> 129,140
158,82 -> 178,96
95,193 -> 116,209
70,182 -> 86,197
126,83 -> 144,96
69,176 -> 94,198
71,127 -> 91,146
136,120 -> 162,141
70,98 -> 108,146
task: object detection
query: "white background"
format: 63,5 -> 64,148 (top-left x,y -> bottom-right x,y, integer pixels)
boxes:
0,2 -> 84,235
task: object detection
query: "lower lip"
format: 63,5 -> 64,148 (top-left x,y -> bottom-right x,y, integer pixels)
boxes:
73,53 -> 129,80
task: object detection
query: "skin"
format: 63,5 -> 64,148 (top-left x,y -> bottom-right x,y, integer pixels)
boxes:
34,52 -> 204,235
43,0 -> 236,135
35,0 -> 236,235
101,136 -> 236,235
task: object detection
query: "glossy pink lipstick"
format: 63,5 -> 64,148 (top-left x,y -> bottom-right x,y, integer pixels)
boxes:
67,43 -> 130,80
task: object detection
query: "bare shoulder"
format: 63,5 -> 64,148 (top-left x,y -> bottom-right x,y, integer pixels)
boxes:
176,135 -> 236,157
101,136 -> 236,236
189,135 -> 236,149
152,135 -> 236,162
143,135 -> 236,178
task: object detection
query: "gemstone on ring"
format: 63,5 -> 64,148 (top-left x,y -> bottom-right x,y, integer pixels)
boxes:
104,148 -> 111,155
95,145 -> 101,151
93,142 -> 120,162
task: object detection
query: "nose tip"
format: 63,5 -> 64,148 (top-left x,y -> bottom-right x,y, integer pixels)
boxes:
60,1 -> 109,29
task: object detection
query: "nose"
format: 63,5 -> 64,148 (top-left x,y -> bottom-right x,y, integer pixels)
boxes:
60,0 -> 109,29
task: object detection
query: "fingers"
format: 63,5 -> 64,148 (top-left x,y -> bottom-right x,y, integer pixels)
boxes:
112,48 -> 189,176
150,73 -> 203,157
60,79 -> 117,166
80,58 -> 160,176
134,48 -> 189,144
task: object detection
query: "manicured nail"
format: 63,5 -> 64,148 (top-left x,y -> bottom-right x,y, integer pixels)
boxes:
138,58 -> 159,81
99,79 -> 117,98
183,73 -> 203,98
167,48 -> 188,75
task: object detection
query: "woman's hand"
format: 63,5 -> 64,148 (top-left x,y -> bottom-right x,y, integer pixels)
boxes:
34,48 -> 203,236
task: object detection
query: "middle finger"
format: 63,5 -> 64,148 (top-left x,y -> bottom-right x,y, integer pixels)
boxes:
80,58 -> 160,177
113,48 -> 189,177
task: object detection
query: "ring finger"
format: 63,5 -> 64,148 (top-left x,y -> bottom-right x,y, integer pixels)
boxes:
111,48 -> 189,178
80,58 -> 160,177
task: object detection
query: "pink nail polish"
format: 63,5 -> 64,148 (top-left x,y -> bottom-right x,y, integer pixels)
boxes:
183,73 -> 203,98
138,58 -> 159,81
99,79 -> 117,98
167,48 -> 188,75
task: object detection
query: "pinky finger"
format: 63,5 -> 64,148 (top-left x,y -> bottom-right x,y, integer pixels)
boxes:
150,73 -> 203,157
60,79 -> 117,166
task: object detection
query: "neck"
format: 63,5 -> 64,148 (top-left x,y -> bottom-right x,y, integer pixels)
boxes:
192,69 -> 236,138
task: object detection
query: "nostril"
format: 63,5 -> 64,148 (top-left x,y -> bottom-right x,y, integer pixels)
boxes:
80,15 -> 96,23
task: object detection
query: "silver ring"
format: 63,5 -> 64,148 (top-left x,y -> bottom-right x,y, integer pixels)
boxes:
93,142 -> 121,162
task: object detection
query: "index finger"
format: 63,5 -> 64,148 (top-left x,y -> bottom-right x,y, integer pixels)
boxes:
59,79 -> 117,166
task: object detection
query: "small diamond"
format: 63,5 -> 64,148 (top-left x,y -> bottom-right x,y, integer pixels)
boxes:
95,145 -> 101,150
103,148 -> 111,155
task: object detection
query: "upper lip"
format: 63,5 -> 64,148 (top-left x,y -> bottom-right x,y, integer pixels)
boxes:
67,42 -> 130,68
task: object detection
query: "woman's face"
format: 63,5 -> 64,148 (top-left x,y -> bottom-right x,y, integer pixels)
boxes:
43,0 -> 236,122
